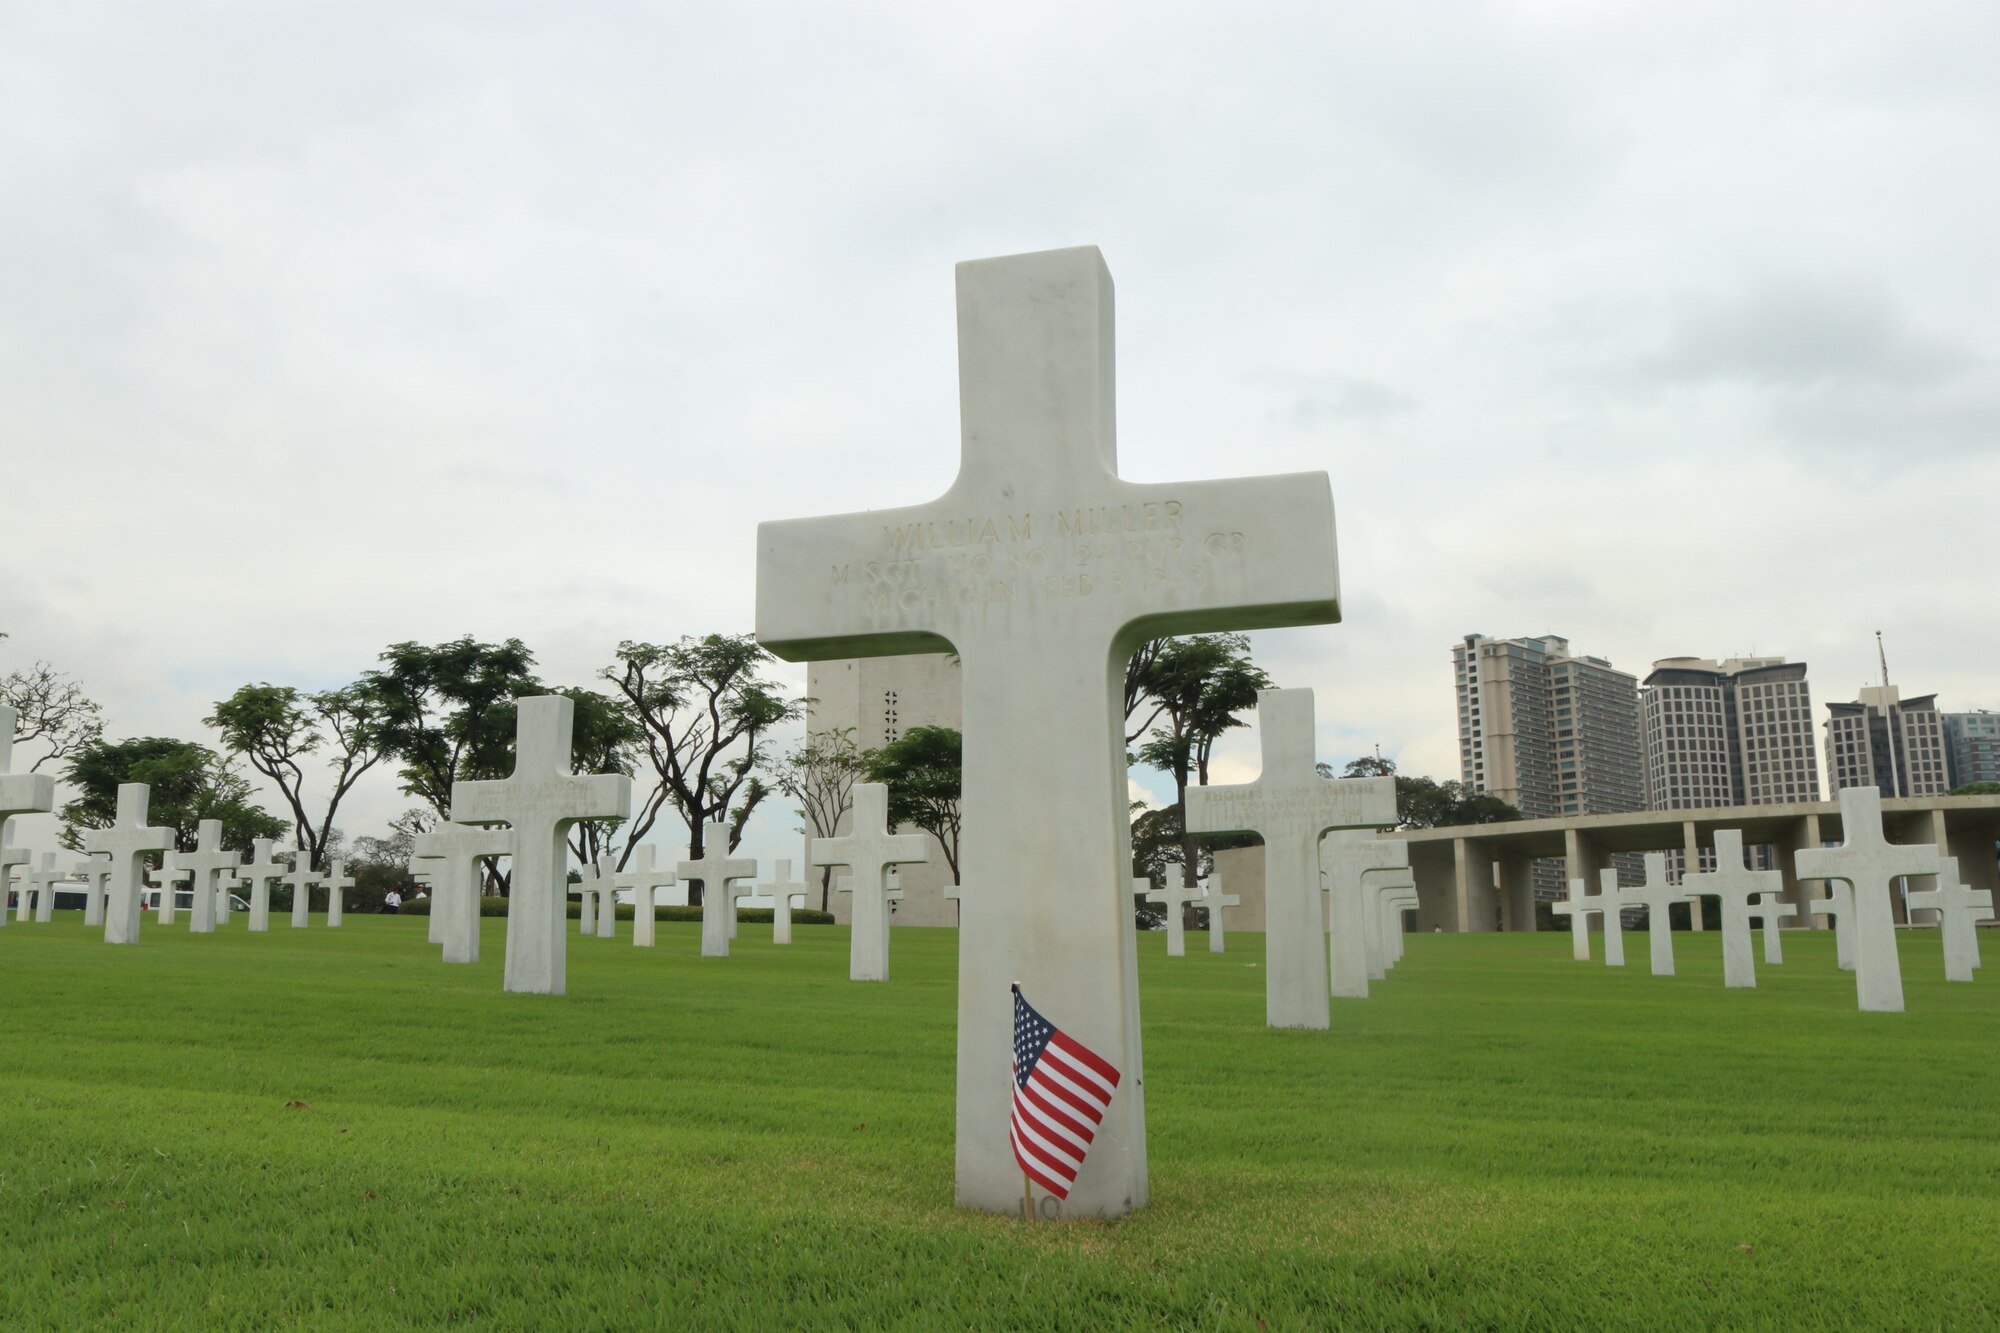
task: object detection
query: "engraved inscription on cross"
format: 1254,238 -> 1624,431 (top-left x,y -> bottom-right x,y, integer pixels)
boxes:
677,820 -> 758,960
812,783 -> 928,982
1680,829 -> 1782,989
451,695 -> 632,995
1794,785 -> 1939,1013
756,246 -> 1348,1217
1188,689 -> 1394,1026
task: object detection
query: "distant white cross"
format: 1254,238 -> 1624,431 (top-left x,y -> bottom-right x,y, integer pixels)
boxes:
1321,829 -> 1407,997
1618,852 -> 1694,977
0,704 -> 56,931
812,784 -> 927,982
1596,868 -> 1630,968
594,859 -> 618,937
1750,891 -> 1796,965
1143,880 -> 1200,957
574,863 -> 599,937
1551,877 -> 1612,963
1904,855 -> 1992,983
762,857 -> 810,945
169,820 -> 242,935
1193,873 -> 1239,955
1190,690 -> 1395,1024
322,858 -> 354,926
1794,786 -> 1940,1013
1803,882 -> 1857,971
1382,885 -> 1419,966
76,853 -> 113,927
1681,829 -> 1783,989
240,838 -> 287,933
0,824 -> 27,929
411,822 -> 512,964
613,845 -> 677,949
281,849 -> 318,928
149,866 -> 191,925
676,820 -> 759,960
450,695 -> 633,995
25,852 -> 79,922
1363,871 -> 1415,980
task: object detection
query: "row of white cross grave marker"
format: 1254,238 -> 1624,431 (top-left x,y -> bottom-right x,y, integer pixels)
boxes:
1552,784 -> 1994,1012
1,709 -> 361,939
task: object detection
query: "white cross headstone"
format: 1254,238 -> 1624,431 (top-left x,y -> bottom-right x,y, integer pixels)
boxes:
595,859 -> 618,937
239,838 -> 287,932
1596,869 -> 1629,967
1750,891 -> 1795,964
77,853 -> 113,927
675,821 -> 759,959
1905,855 -> 1992,983
0,703 -> 56,836
0,824 -> 28,928
756,246 -> 1348,1216
763,857 -> 810,945
1544,872 -> 1592,956
574,862 -> 597,936
1794,785 -> 1940,1013
1143,880 -> 1199,957
812,784 -> 927,982
149,866 -> 191,925
1618,852 -> 1693,977
1803,881 -> 1857,972
411,822 -> 511,964
282,849 -> 317,928
1189,691 -> 1395,1025
1363,871 -> 1415,979
215,867 -> 244,926
323,858 -> 354,926
1680,829 -> 1782,989
1383,886 -> 1419,965
1321,829 -> 1407,997
25,852 -> 79,922
613,845 -> 676,948
450,695 -> 633,995
1194,872 -> 1239,955
406,861 -> 443,943
168,820 -> 241,935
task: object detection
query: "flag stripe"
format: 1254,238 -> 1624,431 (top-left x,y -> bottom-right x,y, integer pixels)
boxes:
1033,1057 -> 1110,1124
1050,1031 -> 1121,1088
1020,1082 -> 1095,1148
1016,1093 -> 1091,1162
1010,1124 -> 1072,1196
1011,1108 -> 1083,1173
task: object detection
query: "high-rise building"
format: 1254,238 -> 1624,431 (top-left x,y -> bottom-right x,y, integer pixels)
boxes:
1452,634 -> 1646,820
1825,686 -> 1952,797
1640,657 -> 1821,810
1944,711 -> 2000,789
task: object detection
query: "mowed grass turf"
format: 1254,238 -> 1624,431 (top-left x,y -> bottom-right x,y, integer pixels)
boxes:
2,913 -> 1996,1330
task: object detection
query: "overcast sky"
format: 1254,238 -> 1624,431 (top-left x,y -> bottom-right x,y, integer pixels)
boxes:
4,2 -> 1997,867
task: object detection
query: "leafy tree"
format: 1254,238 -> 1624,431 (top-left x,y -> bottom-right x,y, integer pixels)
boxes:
538,686 -> 642,869
0,638 -> 106,772
1949,781 -> 2000,796
361,637 -> 544,822
775,727 -> 868,911
603,635 -> 800,895
205,682 -> 388,867
864,725 -> 963,882
1336,756 -> 1523,829
59,737 -> 286,853
1132,634 -> 1271,887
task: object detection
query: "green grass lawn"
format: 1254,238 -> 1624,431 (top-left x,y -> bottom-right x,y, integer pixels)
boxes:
2,914 -> 1995,1330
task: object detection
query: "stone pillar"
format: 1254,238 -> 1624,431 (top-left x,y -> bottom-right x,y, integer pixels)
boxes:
1944,814 -> 2000,899
1565,828 -> 1606,930
1453,838 -> 1499,933
1406,841 -> 1455,934
1496,855 -> 1535,932
1682,821 -> 1705,931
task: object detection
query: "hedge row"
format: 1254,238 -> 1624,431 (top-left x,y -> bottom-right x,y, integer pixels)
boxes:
396,898 -> 832,926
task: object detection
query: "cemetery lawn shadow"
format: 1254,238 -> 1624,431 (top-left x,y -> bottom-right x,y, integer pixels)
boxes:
1,916 -> 1996,1330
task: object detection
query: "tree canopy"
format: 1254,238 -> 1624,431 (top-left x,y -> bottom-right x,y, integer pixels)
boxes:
60,737 -> 287,853
864,725 -> 963,881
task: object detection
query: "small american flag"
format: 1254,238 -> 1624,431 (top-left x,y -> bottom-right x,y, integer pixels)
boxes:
1010,984 -> 1121,1201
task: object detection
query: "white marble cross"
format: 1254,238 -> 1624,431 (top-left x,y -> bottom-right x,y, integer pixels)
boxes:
150,866 -> 191,925
613,845 -> 676,948
678,820 -> 759,959
594,859 -> 618,937
240,842 -> 291,929
282,849 -> 317,928
169,820 -> 242,935
0,706 -> 57,930
411,822 -> 512,964
1618,852 -> 1693,977
1750,891 -> 1796,965
323,857 -> 353,926
575,864 -> 599,936
406,862 -> 442,943
1143,879 -> 1200,957
1320,829 -> 1407,998
1550,877 -> 1606,963
1191,691 -> 1394,1024
0,824 -> 27,929
1680,829 -> 1783,989
1905,855 -> 1992,983
1382,886 -> 1419,965
214,867 -> 245,926
1803,882 -> 1857,971
1795,786 -> 1938,1013
763,857 -> 810,945
25,852 -> 78,922
450,695 -> 633,995
1363,871 -> 1414,980
756,246 -> 1348,1216
77,853 -> 113,927
1595,869 -> 1630,967
812,784 -> 927,982
1193,872 -> 1239,955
